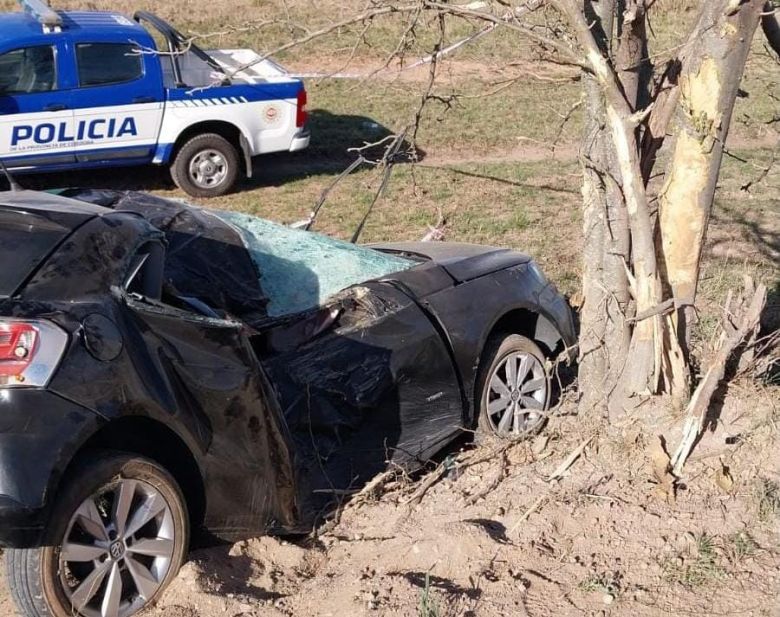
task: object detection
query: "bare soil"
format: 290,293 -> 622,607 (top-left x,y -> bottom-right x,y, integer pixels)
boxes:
151,385 -> 780,617
7,385 -> 776,617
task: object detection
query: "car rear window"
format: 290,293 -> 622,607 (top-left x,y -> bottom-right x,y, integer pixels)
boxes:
0,210 -> 69,298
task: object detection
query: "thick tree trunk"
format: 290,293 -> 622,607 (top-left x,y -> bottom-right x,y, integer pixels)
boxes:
562,0 -> 688,405
578,1 -> 632,414
658,0 -> 766,352
578,76 -> 611,413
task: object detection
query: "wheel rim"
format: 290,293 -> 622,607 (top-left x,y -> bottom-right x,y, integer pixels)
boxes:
188,149 -> 228,189
58,479 -> 175,617
485,351 -> 548,437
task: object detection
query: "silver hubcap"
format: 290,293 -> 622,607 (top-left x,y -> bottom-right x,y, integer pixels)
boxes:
485,351 -> 548,437
58,479 -> 175,617
189,149 -> 228,188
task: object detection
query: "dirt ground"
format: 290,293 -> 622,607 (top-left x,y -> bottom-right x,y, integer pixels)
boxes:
6,385 -> 778,617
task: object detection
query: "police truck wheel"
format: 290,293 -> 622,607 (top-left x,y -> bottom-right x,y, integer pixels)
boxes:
5,452 -> 189,617
171,133 -> 240,198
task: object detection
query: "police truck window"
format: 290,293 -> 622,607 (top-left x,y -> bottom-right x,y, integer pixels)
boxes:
0,46 -> 56,94
76,43 -> 143,87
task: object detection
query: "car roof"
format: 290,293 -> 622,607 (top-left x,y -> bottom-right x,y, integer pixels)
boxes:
0,10 -> 146,48
0,190 -> 109,217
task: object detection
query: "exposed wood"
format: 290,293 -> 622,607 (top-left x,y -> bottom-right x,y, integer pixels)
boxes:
658,0 -> 765,360
670,278 -> 767,475
639,4 -> 708,184
558,0 -> 688,400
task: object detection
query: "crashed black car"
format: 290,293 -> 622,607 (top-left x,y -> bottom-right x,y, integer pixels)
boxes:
0,188 -> 575,617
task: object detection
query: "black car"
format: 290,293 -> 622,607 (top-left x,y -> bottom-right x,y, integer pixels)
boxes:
0,188 -> 575,617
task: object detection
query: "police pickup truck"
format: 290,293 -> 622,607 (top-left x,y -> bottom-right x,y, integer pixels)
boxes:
0,0 -> 309,197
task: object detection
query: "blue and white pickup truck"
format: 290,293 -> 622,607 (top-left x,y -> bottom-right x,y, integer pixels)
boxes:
0,0 -> 309,197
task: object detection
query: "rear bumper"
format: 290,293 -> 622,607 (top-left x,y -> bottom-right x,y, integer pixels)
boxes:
289,129 -> 311,152
0,495 -> 45,547
0,389 -> 102,548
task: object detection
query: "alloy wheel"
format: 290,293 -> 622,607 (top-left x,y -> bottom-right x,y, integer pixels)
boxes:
485,351 -> 547,437
58,479 -> 175,617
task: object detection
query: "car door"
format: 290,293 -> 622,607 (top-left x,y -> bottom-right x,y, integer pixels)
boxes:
260,281 -> 464,509
67,39 -> 165,163
117,238 -> 299,539
0,42 -> 76,167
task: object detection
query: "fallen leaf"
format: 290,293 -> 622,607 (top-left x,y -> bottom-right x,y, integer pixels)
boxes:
715,464 -> 734,494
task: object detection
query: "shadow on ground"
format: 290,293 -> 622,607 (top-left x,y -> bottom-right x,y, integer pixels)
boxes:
0,110 -> 422,195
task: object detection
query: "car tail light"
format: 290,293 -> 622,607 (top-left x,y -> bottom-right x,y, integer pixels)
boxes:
0,320 -> 68,387
296,88 -> 308,128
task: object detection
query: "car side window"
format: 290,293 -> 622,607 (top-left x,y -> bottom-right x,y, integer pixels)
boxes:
0,46 -> 56,95
76,43 -> 143,87
124,242 -> 164,301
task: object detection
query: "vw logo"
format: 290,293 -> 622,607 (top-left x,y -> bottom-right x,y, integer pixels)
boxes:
109,541 -> 125,560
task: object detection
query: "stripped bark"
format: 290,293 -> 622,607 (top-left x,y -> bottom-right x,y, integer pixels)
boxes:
560,0 -> 688,403
658,0 -> 766,359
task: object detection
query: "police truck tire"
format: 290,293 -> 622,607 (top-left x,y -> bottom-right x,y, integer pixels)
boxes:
171,133 -> 240,198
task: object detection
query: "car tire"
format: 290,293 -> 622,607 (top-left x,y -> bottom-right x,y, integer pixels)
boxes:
476,334 -> 550,440
170,133 -> 240,198
6,451 -> 189,617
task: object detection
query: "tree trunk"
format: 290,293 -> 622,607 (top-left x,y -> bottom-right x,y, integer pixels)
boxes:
658,0 -> 766,353
563,0 -> 688,407
577,1 -> 632,414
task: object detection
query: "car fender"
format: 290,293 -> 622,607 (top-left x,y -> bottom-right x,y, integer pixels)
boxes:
418,265 -> 574,426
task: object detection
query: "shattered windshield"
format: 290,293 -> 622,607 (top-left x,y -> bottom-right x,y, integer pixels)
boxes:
215,212 -> 415,317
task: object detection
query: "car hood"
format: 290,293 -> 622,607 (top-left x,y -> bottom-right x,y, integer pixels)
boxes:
371,242 -> 531,283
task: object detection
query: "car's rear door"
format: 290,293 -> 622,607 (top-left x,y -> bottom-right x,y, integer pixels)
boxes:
0,41 -> 76,168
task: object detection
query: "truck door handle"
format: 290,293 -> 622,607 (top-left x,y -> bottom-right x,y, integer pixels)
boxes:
44,103 -> 67,112
132,96 -> 155,104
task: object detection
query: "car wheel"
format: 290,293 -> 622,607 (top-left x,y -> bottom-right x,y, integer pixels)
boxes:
170,133 -> 240,198
6,452 -> 189,617
476,334 -> 550,440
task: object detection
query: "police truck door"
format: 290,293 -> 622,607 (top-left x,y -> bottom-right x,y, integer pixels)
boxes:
0,43 -> 77,168
67,39 -> 165,164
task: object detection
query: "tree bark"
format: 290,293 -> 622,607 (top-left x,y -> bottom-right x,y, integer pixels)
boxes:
763,2 -> 780,56
560,0 -> 689,403
577,1 -> 633,414
658,0 -> 766,354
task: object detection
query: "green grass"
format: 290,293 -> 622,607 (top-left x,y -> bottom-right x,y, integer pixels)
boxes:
418,572 -> 441,617
726,531 -> 759,564
304,78 -> 582,157
578,571 -> 622,597
663,533 -> 726,588
754,478 -> 780,522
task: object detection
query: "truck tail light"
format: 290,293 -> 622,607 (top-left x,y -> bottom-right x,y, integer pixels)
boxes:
296,88 -> 308,128
0,320 -> 68,387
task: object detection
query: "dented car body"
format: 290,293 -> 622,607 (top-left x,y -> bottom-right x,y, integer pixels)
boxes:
0,189 -> 576,553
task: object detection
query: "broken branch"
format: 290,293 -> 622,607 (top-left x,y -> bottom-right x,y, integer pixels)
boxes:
670,277 -> 768,475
